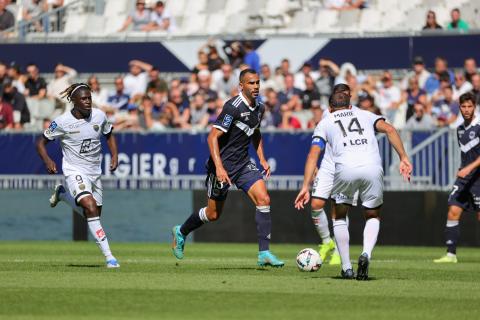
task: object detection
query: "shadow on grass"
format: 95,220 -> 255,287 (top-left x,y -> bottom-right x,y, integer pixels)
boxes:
207,267 -> 270,271
330,276 -> 378,281
66,264 -> 102,268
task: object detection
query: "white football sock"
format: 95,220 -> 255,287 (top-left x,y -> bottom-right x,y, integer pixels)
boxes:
311,209 -> 332,243
333,219 -> 351,271
59,189 -> 83,215
87,217 -> 113,260
362,218 -> 380,260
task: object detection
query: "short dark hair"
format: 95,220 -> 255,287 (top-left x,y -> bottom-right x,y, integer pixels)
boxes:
459,92 -> 476,105
156,1 -> 164,7
332,83 -> 351,94
239,68 -> 257,82
244,41 -> 254,50
329,92 -> 350,109
452,8 -> 460,14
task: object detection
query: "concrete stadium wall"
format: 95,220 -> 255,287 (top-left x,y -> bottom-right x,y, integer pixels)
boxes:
0,190 -> 192,242
193,191 -> 480,247
2,189 -> 479,246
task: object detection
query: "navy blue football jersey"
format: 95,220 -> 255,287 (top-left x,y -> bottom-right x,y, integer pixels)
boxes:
207,94 -> 265,176
457,117 -> 480,178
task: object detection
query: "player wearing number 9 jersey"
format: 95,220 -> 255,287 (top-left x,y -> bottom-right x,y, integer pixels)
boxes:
295,92 -> 412,280
36,83 -> 120,268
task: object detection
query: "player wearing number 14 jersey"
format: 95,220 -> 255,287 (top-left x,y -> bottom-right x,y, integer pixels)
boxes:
295,92 -> 412,280
36,83 -> 120,268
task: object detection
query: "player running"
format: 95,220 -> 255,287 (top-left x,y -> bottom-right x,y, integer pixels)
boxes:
435,92 -> 480,263
295,92 -> 412,280
171,69 -> 284,267
310,83 -> 358,265
36,83 -> 120,268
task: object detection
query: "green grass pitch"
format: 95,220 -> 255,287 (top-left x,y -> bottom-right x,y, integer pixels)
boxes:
0,241 -> 479,319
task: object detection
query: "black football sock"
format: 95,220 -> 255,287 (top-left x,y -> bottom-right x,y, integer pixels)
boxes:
255,206 -> 271,252
180,207 -> 208,236
445,220 -> 460,254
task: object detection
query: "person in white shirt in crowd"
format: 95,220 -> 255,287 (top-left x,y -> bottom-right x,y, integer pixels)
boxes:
87,75 -> 108,109
144,1 -> 176,32
374,71 -> 402,124
259,64 -> 279,94
7,63 -> 26,94
211,63 -> 237,100
404,102 -> 436,130
294,62 -> 319,91
123,60 -> 153,100
401,56 -> 431,90
47,63 -> 77,111
452,72 -> 473,101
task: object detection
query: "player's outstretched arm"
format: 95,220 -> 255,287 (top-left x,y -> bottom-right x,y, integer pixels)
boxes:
207,127 -> 232,185
105,132 -> 118,172
252,129 -> 271,178
375,119 -> 412,181
36,136 -> 57,174
294,144 -> 322,210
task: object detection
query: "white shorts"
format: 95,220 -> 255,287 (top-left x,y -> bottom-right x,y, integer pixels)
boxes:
65,173 -> 103,206
312,166 -> 358,206
331,165 -> 383,209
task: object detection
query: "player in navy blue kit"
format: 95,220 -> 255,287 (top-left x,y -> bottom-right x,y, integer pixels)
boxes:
435,92 -> 480,263
171,69 -> 284,267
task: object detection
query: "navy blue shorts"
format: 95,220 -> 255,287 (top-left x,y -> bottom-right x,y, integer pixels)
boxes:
448,177 -> 480,212
206,162 -> 264,201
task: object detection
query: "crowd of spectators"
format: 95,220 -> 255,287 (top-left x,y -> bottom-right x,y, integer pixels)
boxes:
1,36 -> 479,132
0,0 -> 66,36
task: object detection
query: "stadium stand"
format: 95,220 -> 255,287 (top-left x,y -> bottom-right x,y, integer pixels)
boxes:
0,0 -> 479,135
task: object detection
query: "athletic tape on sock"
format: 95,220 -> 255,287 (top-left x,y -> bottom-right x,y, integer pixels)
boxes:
198,207 -> 209,223
256,205 -> 270,213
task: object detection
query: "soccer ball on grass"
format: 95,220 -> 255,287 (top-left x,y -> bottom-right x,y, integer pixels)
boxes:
296,248 -> 322,272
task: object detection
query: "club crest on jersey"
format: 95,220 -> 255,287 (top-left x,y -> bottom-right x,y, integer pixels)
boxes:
469,131 -> 476,140
93,124 -> 99,132
222,114 -> 233,128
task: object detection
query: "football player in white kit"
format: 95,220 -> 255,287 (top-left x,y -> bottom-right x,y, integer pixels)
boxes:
311,84 -> 358,265
36,83 -> 120,268
295,92 -> 412,280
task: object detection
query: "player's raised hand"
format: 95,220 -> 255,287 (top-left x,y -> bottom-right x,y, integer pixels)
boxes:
294,187 -> 310,210
110,155 -> 118,172
45,159 -> 57,174
216,167 -> 232,186
260,160 -> 271,179
399,157 -> 412,182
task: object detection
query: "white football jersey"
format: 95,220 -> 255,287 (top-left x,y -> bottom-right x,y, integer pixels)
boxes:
319,105 -> 359,173
44,108 -> 113,177
313,107 -> 384,168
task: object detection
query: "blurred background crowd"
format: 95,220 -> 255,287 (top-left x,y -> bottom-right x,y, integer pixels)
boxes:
0,1 -> 478,132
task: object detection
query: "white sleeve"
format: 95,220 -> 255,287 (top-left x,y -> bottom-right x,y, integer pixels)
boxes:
43,119 -> 65,141
312,121 -> 327,141
101,111 -> 113,135
362,110 -> 385,132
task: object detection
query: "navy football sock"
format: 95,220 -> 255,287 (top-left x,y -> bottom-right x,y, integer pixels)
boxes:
445,220 -> 460,254
255,206 -> 271,252
180,207 -> 208,236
